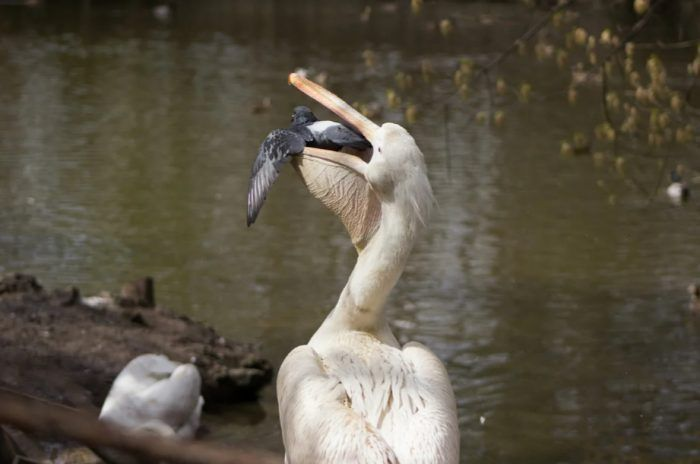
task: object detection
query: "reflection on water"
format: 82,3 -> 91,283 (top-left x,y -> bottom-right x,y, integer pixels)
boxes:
1,2 -> 700,462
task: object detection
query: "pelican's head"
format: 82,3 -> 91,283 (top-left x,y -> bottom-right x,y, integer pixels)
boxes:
366,122 -> 434,225
288,73 -> 434,232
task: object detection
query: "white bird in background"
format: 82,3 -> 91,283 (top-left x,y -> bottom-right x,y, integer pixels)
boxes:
666,169 -> 690,204
98,354 -> 204,439
267,74 -> 459,463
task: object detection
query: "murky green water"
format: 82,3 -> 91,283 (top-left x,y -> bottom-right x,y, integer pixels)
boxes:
1,2 -> 700,463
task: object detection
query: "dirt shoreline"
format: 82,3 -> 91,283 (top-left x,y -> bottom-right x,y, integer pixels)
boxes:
0,273 -> 273,411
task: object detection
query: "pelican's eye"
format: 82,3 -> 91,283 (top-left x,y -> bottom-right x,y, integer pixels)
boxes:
377,147 -> 382,153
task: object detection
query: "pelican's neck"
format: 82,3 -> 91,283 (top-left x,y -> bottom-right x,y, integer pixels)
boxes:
310,200 -> 420,347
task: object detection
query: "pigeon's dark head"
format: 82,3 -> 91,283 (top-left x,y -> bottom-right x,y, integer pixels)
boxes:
291,106 -> 318,126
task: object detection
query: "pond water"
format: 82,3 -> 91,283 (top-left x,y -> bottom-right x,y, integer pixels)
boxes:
1,2 -> 699,463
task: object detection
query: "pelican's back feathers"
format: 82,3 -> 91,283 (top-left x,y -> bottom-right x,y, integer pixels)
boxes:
278,333 -> 458,464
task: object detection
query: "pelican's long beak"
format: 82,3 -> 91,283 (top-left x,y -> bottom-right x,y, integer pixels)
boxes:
289,73 -> 380,175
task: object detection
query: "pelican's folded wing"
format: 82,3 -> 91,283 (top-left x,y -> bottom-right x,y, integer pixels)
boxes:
277,345 -> 399,464
292,154 -> 380,251
397,342 -> 460,463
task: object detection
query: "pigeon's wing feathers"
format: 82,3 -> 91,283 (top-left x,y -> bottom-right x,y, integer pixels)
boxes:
324,124 -> 372,150
247,129 -> 306,226
293,126 -> 316,144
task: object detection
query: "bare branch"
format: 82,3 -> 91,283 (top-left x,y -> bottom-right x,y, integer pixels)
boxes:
0,388 -> 282,464
634,38 -> 700,50
601,0 -> 671,63
647,153 -> 670,204
686,73 -> 698,103
478,0 -> 574,74
600,66 -> 614,126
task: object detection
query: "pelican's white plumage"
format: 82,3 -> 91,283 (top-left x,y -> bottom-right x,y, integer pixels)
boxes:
99,354 -> 204,439
275,74 -> 459,464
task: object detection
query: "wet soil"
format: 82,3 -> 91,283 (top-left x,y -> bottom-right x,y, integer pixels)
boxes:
0,273 -> 273,411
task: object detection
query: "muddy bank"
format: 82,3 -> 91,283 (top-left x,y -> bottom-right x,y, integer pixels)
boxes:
0,273 -> 273,410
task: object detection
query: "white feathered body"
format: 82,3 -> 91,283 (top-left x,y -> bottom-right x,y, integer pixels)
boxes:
278,124 -> 458,463
277,120 -> 458,463
278,330 -> 459,464
667,182 -> 689,202
99,354 -> 204,438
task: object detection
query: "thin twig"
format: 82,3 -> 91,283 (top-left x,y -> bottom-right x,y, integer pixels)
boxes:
477,0 -> 574,75
626,165 -> 650,197
601,0 -> 671,63
600,65 -> 614,126
431,0 -> 573,109
593,0 -> 675,199
634,38 -> 700,50
0,388 -> 281,464
648,153 -> 670,204
482,70 -> 495,112
686,73 -> 698,103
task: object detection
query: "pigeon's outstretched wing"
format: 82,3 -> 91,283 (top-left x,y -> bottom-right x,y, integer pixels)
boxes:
247,129 -> 306,226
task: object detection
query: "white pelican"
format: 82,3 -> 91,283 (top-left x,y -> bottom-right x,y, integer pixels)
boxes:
275,74 -> 459,463
98,354 -> 204,439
